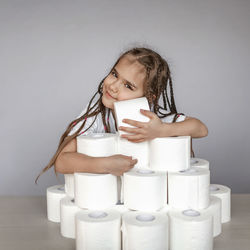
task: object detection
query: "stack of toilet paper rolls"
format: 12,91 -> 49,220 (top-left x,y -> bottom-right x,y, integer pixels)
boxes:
46,97 -> 231,250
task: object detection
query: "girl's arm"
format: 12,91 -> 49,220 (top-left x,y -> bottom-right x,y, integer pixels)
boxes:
119,109 -> 208,142
159,116 -> 208,138
55,138 -> 137,175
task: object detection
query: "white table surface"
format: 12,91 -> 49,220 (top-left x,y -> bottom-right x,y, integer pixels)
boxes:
0,194 -> 249,250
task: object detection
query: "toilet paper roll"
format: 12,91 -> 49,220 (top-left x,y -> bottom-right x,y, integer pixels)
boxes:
122,211 -> 169,250
169,209 -> 213,250
117,136 -> 149,168
114,97 -> 150,136
149,136 -> 191,172
76,209 -> 121,250
75,173 -> 118,209
124,169 -> 167,211
191,158 -> 209,170
77,133 -> 117,156
210,184 -> 231,223
64,174 -> 75,198
60,197 -> 82,239
112,202 -> 130,214
168,167 -> 210,209
46,185 -> 66,223
203,196 -> 222,237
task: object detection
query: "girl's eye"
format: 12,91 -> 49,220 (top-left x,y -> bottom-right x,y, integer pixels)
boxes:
111,71 -> 117,77
124,83 -> 133,90
111,70 -> 133,90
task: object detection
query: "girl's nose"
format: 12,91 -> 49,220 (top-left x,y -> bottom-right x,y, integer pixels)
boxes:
109,80 -> 120,93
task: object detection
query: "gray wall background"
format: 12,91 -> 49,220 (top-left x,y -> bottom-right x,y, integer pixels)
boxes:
0,0 -> 249,195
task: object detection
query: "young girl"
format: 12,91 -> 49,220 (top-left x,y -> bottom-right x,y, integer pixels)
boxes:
35,47 -> 208,182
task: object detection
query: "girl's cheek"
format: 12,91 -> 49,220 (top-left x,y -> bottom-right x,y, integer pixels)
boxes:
118,91 -> 135,101
105,77 -> 115,87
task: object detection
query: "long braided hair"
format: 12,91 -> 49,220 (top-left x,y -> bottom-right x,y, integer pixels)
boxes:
35,47 -> 187,183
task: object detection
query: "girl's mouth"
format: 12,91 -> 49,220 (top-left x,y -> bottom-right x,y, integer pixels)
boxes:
106,91 -> 116,100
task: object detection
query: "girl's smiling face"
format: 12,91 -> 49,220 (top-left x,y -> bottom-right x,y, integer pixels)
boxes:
102,55 -> 147,109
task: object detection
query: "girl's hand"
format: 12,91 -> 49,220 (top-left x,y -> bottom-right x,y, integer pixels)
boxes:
119,109 -> 164,143
105,155 -> 138,176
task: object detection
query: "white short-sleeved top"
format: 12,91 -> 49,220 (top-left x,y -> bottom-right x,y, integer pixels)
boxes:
68,104 -> 186,136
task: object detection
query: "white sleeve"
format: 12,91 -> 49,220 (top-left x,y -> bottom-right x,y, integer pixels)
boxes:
67,106 -> 97,136
161,113 -> 186,123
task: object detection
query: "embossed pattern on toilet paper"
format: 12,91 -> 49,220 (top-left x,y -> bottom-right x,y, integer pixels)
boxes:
169,209 -> 213,250
114,97 -> 150,136
74,173 -> 118,209
76,209 -> 121,250
117,136 -> 149,168
124,169 -> 167,211
122,211 -> 168,250
210,184 -> 231,223
77,133 -> 117,156
60,197 -> 81,239
47,185 -> 66,223
149,136 -> 190,172
168,167 -> 210,209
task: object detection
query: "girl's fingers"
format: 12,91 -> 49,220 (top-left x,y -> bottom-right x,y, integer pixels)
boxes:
121,133 -> 144,141
130,158 -> 138,165
140,109 -> 156,119
119,126 -> 142,134
122,119 -> 146,128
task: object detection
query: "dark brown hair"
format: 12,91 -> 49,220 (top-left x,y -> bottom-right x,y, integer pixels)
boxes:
35,47 -> 186,183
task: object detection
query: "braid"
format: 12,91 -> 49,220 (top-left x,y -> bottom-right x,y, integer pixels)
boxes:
35,78 -> 110,183
107,109 -> 111,132
169,77 -> 177,113
100,102 -> 108,133
124,47 -> 181,118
